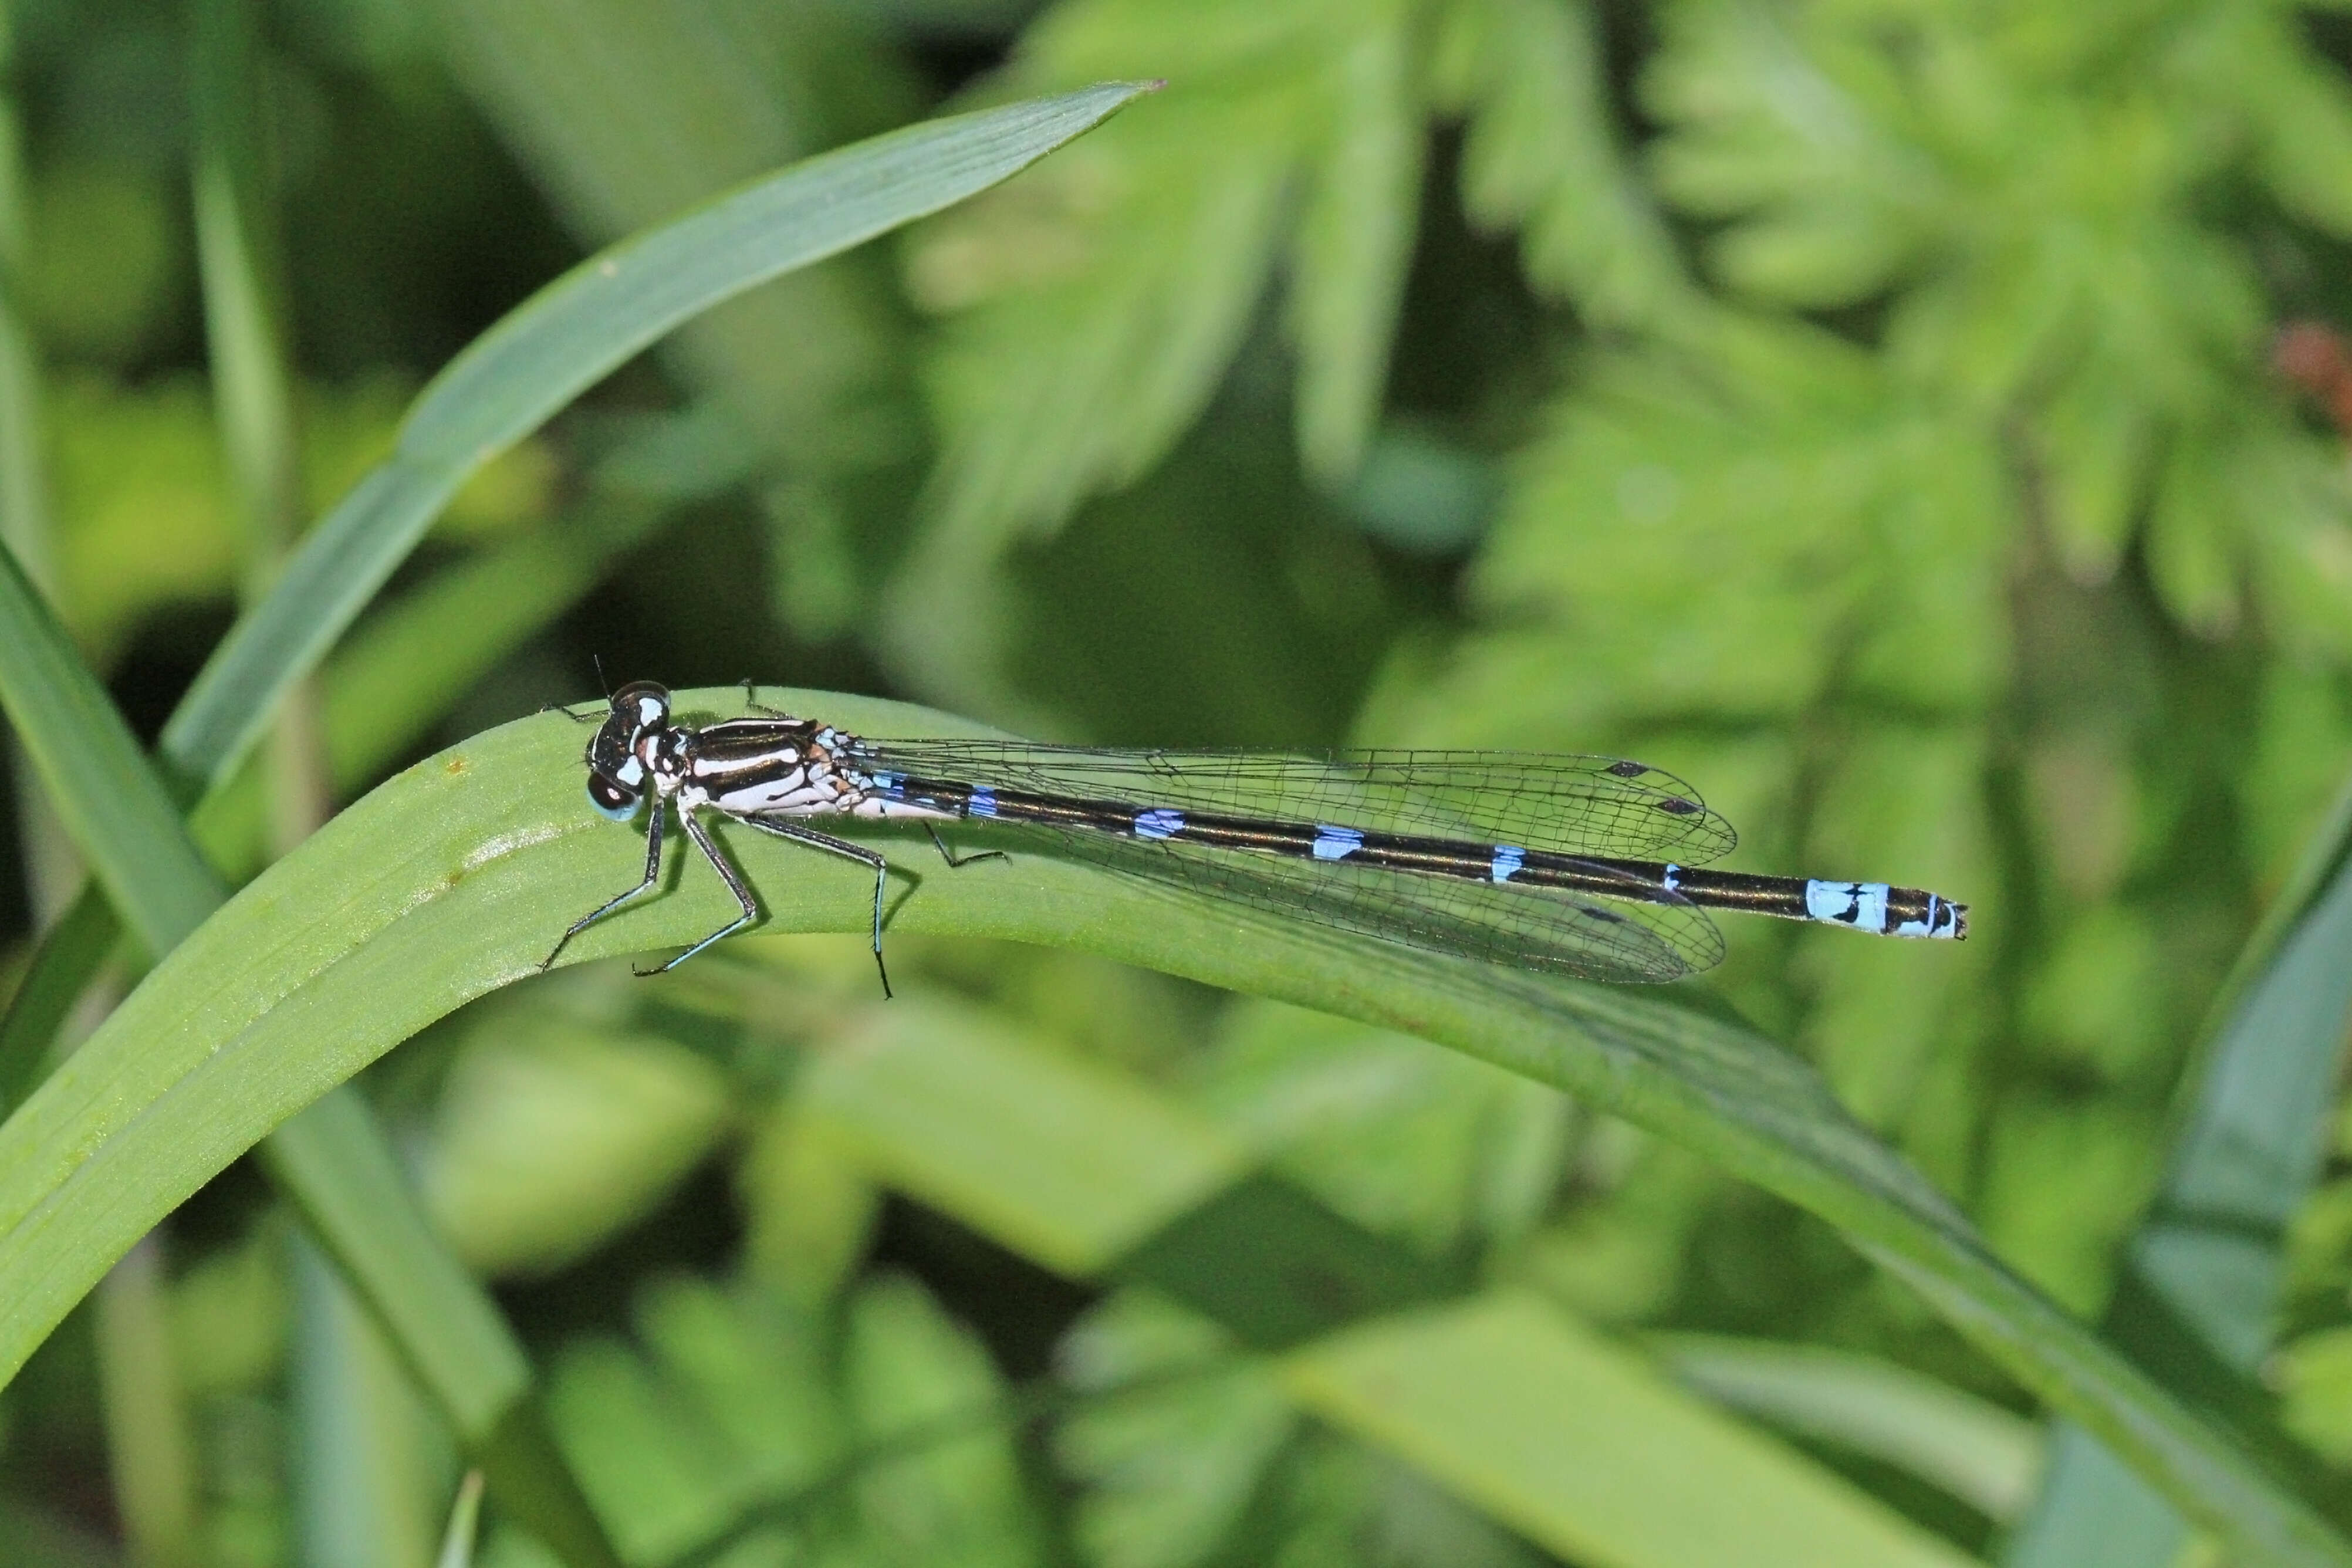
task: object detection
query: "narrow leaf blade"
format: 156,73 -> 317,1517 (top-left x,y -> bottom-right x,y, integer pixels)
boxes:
158,82 -> 1154,791
0,690 -> 2343,1568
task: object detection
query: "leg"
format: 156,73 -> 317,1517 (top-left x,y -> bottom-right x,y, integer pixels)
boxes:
738,678 -> 789,718
739,816 -> 897,998
541,800 -> 666,969
543,698 -> 604,722
641,809 -> 764,975
925,824 -> 1005,869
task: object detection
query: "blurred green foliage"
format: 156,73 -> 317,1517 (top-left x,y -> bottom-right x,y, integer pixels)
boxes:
8,0 -> 2352,1566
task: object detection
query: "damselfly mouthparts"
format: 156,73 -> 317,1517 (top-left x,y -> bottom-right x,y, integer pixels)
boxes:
542,681 -> 1967,993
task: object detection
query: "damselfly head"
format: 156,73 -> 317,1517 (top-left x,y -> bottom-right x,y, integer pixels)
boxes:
583,680 -> 672,820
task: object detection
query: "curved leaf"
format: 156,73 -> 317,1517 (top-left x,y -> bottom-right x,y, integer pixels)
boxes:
1287,1294 -> 1976,1568
0,689 -> 2346,1567
0,542 -> 224,952
0,85 -> 1149,1567
161,80 -> 1154,795
1657,1333 -> 2042,1523
0,83 -> 1151,1091
0,501 -> 615,1567
2003,773 -> 2352,1566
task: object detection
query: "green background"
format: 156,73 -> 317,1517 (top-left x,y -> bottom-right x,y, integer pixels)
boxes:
5,2 -> 2352,1566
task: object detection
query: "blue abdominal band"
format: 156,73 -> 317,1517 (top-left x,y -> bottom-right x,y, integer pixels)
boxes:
1895,894 -> 1952,937
1804,880 -> 1890,933
1313,826 -> 1364,860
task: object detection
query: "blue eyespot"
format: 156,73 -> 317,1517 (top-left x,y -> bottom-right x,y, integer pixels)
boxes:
587,773 -> 640,820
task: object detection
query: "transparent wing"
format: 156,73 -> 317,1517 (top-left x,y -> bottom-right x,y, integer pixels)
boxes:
850,742 -> 1737,864
924,810 -> 1726,984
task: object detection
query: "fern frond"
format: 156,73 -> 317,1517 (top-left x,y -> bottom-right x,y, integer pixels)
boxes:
915,0 -> 1423,550
1435,0 -> 1699,330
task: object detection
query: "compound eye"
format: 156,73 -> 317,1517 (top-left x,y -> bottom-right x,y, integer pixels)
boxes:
586,772 -> 640,820
611,681 -> 670,731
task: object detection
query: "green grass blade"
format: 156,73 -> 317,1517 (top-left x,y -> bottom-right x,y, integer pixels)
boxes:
1286,1294 -> 1977,1567
0,529 -> 622,1566
17,85 -> 1130,1528
0,86 -> 1147,1098
0,891 -> 115,1112
0,689 -> 2346,1567
92,1239 -> 199,1568
158,82 -> 1152,792
436,0 -> 907,459
9,28 -> 631,1525
191,0 -> 303,565
437,1472 -> 486,1568
0,480 -> 667,1117
307,503 -> 665,790
0,539 -> 225,951
188,496 -> 672,890
260,1090 -> 527,1444
2003,778 -> 2352,1567
797,1000 -> 1957,1559
263,1093 -> 616,1568
0,25 -> 52,593
289,1238 -> 441,1568
1656,1334 -> 2042,1523
799,999 -> 1249,1278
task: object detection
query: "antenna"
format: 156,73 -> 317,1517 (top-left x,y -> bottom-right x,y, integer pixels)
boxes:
593,654 -> 612,700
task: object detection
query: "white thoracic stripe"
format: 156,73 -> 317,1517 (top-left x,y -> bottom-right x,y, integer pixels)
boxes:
709,774 -> 826,813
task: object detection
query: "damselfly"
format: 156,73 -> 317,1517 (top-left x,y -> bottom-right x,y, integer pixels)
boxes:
542,681 -> 1967,993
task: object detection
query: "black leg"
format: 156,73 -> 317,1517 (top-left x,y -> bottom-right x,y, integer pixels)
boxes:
925,824 -> 1005,869
738,678 -> 789,718
739,816 -> 897,998
542,799 -> 666,970
641,809 -> 763,975
543,698 -> 604,723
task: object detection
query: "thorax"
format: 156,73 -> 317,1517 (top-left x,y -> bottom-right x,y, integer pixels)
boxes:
670,717 -> 863,816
